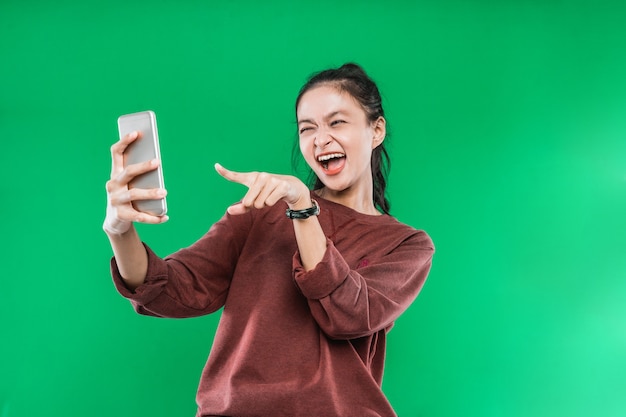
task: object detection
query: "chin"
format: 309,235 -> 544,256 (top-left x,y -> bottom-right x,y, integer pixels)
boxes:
318,179 -> 351,194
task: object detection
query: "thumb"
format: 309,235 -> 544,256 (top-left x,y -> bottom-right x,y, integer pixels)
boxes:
226,202 -> 250,216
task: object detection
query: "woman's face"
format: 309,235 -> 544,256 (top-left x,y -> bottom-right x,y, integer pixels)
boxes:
296,85 -> 385,195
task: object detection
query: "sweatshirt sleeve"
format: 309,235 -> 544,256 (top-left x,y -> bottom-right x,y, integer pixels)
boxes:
292,230 -> 434,339
110,212 -> 248,318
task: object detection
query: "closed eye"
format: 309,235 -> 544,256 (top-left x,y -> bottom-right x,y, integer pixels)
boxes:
330,119 -> 346,127
299,126 -> 314,134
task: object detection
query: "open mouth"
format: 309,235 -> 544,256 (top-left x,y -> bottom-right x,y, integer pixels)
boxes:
317,153 -> 346,175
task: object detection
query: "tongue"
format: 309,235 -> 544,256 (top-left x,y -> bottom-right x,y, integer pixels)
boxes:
327,157 -> 344,170
324,157 -> 346,175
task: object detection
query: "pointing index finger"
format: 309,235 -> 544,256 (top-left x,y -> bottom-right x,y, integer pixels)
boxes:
215,163 -> 252,187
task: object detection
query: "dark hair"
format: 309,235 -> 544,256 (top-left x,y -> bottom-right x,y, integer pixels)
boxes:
293,63 -> 391,214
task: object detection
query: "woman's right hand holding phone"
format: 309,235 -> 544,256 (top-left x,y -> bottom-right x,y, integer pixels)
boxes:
103,131 -> 169,236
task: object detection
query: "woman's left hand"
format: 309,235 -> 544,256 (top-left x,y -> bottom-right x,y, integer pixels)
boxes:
215,163 -> 311,215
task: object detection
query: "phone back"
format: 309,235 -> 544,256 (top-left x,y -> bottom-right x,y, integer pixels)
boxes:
117,110 -> 167,216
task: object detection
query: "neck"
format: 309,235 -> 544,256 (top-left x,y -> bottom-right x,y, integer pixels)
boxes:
315,186 -> 381,216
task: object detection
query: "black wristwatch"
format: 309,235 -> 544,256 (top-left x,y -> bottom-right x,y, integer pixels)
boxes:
285,199 -> 320,219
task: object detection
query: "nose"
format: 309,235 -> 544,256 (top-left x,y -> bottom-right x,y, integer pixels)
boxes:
314,129 -> 333,149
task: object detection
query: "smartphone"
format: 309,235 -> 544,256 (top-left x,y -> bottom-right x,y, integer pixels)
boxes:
117,110 -> 168,216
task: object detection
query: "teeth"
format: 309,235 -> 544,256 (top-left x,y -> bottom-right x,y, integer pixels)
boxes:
317,153 -> 345,162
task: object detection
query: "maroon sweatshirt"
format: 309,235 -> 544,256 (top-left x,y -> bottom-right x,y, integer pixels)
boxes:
111,195 -> 434,417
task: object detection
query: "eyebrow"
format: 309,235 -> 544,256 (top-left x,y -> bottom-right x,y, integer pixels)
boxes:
297,110 -> 347,125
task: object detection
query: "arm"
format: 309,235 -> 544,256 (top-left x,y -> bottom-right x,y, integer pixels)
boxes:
293,231 -> 434,339
106,225 -> 148,291
104,136 -> 243,316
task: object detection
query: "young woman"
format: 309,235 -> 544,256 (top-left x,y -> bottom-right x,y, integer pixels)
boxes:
104,63 -> 434,417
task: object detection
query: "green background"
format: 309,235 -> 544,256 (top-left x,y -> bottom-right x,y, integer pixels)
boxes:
1,1 -> 625,416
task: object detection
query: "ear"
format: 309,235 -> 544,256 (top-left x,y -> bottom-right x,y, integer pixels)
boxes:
371,116 -> 386,149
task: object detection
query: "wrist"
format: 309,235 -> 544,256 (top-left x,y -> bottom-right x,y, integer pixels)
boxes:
103,219 -> 133,237
288,197 -> 313,211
